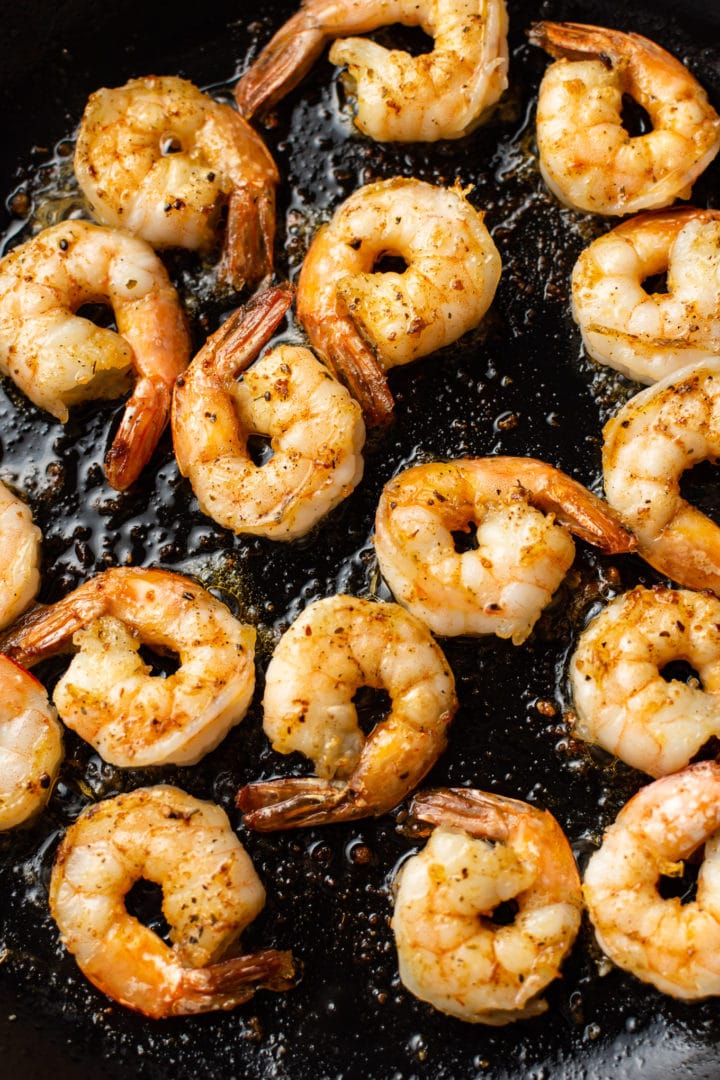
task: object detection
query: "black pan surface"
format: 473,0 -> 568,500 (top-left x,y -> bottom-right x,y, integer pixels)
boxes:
1,1 -> 719,1077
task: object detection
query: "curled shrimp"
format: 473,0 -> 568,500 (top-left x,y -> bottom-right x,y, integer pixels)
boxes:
296,177 -> 502,424
584,761 -> 720,999
0,480 -> 41,630
0,220 -> 190,490
236,0 -> 509,143
172,284 -> 365,541
572,208 -> 720,384
75,75 -> 279,292
49,785 -> 295,1017
602,359 -> 720,594
374,457 -> 635,643
237,594 -> 457,829
0,567 -> 256,768
0,655 -> 62,830
570,586 -> 720,778
392,788 -> 582,1024
528,22 -> 720,215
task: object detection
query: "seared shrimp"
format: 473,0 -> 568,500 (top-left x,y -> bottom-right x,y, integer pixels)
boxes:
0,220 -> 190,490
172,285 -> 365,541
528,22 -> 720,215
392,788 -> 582,1024
570,586 -> 720,778
49,785 -> 295,1017
75,75 -> 279,291
237,595 -> 457,829
603,359 -> 720,594
296,178 -> 501,424
572,208 -> 720,384
236,0 -> 509,143
0,480 -> 41,630
374,457 -> 635,643
584,761 -> 720,999
0,655 -> 62,830
0,568 -> 256,767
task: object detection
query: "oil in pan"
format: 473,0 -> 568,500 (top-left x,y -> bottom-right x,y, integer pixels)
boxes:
1,0 -> 720,1077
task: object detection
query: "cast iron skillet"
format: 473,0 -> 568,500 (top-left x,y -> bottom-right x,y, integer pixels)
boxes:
1,1 -> 719,1077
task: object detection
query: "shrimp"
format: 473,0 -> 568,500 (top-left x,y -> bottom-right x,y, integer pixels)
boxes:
392,788 -> 582,1024
49,785 -> 295,1017
583,760 -> 720,999
0,220 -> 191,490
75,75 -> 279,292
602,359 -> 720,594
572,208 -> 720,384
0,480 -> 41,630
374,457 -> 635,643
235,0 -> 509,143
528,22 -> 720,215
172,284 -> 365,541
237,594 -> 457,829
296,177 -> 502,424
0,567 -> 256,768
570,586 -> 720,778
0,655 -> 62,830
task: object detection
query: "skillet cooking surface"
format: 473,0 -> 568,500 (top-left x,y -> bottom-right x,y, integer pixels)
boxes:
1,0 -> 719,1076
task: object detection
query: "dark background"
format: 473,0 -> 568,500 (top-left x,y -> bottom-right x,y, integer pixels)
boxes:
0,0 -> 719,1077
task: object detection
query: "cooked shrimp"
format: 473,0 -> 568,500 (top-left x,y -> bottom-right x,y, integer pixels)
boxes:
236,0 -> 509,143
528,22 -> 720,215
296,177 -> 502,424
49,785 -> 295,1017
602,359 -> 720,594
374,457 -> 635,643
392,788 -> 582,1024
0,567 -> 256,767
0,655 -> 62,830
0,220 -> 190,490
172,285 -> 365,541
570,586 -> 720,778
572,208 -> 720,383
75,75 -> 279,291
584,760 -> 720,999
0,480 -> 41,630
237,594 -> 457,829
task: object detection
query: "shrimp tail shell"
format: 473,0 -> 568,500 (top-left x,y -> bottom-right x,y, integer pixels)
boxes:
104,378 -> 173,491
237,777 -> 361,829
303,307 -> 395,427
219,185 -> 277,292
235,14 -> 326,119
0,603 -> 76,665
527,21 -> 642,64
0,582 -> 111,665
173,949 -> 298,1016
409,787 -> 546,840
528,471 -> 635,554
186,282 -> 294,380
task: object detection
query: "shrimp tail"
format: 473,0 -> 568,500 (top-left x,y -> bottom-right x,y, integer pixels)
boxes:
235,13 -> 327,119
306,315 -> 395,427
176,948 -> 297,1014
219,186 -> 277,293
0,605 -> 53,664
527,469 -> 636,554
237,777 -> 367,829
194,283 -> 294,381
0,583 -> 106,666
527,21 -> 618,63
528,21 -> 681,73
104,377 -> 172,490
408,787 -> 520,839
